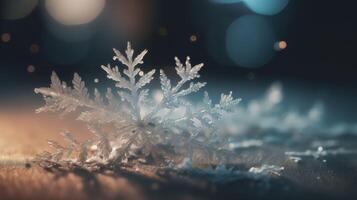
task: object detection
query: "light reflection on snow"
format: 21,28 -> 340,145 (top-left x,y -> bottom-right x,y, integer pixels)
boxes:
285,147 -> 357,160
249,164 -> 284,177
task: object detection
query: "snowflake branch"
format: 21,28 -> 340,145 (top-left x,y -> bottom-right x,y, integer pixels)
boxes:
103,42 -> 155,121
35,71 -> 127,124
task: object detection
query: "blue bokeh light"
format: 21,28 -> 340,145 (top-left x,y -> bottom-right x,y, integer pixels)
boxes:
209,0 -> 289,15
209,0 -> 242,4
226,15 -> 276,68
244,0 -> 289,15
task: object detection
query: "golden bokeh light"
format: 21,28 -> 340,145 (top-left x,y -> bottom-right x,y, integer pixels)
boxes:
1,33 -> 11,43
190,35 -> 198,42
278,41 -> 287,50
274,40 -> 288,51
45,0 -> 105,25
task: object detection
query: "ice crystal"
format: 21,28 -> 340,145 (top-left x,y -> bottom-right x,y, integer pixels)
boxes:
228,139 -> 263,149
249,165 -> 284,177
34,42 -> 241,170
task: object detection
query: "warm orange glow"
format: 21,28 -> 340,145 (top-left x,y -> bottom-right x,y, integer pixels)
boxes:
278,41 -> 287,50
0,105 -> 89,156
0,105 -> 149,199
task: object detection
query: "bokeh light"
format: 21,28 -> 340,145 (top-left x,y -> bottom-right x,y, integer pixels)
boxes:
45,0 -> 105,25
1,33 -> 11,43
226,15 -> 276,68
27,65 -> 35,73
30,44 -> 40,54
190,35 -> 198,43
109,0 -> 155,40
208,0 -> 289,16
209,0 -> 242,4
0,0 -> 39,20
274,40 -> 287,51
244,0 -> 289,15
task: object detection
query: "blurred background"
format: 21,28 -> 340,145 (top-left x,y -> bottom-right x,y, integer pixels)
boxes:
0,0 -> 357,145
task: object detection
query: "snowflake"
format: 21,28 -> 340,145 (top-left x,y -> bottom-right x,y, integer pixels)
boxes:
34,42 -> 241,170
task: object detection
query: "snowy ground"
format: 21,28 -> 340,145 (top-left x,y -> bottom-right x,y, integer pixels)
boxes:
1,139 -> 357,200
1,84 -> 357,200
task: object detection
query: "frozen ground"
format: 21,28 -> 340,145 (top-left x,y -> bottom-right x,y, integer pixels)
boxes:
1,136 -> 357,200
1,83 -> 356,200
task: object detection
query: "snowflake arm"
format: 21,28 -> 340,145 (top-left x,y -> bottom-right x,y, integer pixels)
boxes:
35,72 -> 127,124
101,42 -> 155,121
163,57 -> 206,104
144,57 -> 206,122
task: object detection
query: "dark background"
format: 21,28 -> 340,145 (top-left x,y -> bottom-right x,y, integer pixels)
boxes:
0,0 -> 356,100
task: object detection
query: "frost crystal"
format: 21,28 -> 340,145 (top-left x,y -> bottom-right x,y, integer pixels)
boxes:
34,42 -> 241,170
249,165 -> 285,177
